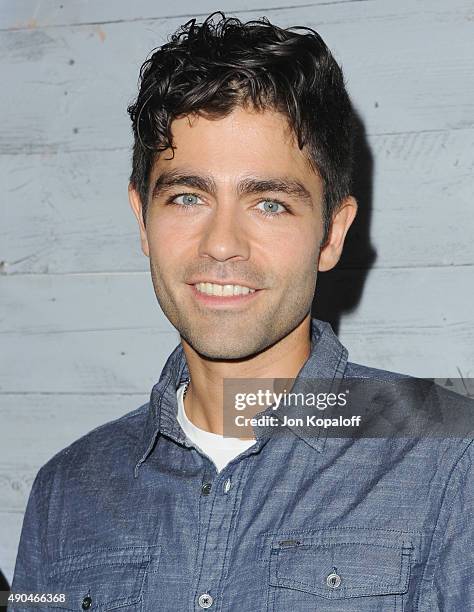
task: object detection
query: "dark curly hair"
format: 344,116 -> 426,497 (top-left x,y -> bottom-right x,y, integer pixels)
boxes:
127,11 -> 356,241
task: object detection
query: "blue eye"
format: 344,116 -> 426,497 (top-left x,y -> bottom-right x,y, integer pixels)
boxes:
256,200 -> 288,218
171,193 -> 201,206
165,193 -> 290,219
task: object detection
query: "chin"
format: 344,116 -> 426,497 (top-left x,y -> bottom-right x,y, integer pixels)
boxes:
181,329 -> 260,361
193,342 -> 256,361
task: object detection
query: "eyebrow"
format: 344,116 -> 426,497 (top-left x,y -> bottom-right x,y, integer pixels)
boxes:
151,170 -> 314,208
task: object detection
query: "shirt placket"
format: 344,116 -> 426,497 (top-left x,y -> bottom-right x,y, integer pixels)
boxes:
191,451 -> 254,612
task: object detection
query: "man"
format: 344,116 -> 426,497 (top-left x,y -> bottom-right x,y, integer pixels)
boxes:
9,11 -> 474,611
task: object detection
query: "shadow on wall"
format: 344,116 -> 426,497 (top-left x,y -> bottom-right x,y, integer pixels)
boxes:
312,111 -> 376,335
0,569 -> 10,612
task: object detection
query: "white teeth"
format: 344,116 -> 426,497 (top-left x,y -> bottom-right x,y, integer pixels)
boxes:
195,282 -> 256,296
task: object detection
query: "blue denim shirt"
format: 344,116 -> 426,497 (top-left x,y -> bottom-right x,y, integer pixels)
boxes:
9,318 -> 474,611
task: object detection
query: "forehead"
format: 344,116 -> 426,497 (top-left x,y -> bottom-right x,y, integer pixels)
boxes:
150,106 -> 319,185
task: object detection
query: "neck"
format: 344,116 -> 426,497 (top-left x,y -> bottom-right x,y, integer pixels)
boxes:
181,314 -> 312,435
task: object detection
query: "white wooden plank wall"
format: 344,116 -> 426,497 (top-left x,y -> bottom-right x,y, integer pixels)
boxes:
0,0 -> 472,586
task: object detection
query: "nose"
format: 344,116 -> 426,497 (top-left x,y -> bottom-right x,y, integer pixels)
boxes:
198,203 -> 250,262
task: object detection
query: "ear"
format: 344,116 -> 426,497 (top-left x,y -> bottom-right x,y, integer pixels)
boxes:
128,183 -> 150,258
318,196 -> 358,272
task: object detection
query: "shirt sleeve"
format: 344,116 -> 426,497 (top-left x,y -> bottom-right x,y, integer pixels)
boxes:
430,443 -> 474,610
8,467 -> 48,606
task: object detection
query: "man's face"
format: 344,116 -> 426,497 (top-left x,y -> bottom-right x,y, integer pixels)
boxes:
131,106 -> 327,359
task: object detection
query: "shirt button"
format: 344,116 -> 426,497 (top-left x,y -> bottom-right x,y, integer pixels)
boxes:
326,571 -> 342,588
223,478 -> 232,493
198,592 -> 214,608
81,596 -> 92,609
201,482 -> 212,496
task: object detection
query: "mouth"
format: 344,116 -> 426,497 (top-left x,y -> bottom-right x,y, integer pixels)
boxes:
188,282 -> 262,307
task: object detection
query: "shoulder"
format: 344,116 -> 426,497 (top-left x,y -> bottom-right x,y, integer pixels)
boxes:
344,359 -> 474,461
345,360 -> 474,422
345,360 -> 474,412
344,360 -> 412,381
35,402 -> 150,488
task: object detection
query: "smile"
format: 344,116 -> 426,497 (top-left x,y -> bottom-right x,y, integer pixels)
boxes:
188,282 -> 262,308
194,282 -> 256,297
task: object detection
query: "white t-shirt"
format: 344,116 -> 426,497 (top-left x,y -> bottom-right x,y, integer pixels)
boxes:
176,382 -> 256,472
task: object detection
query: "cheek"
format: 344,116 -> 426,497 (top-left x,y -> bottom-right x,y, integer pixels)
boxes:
146,217 -> 188,261
265,225 -> 320,263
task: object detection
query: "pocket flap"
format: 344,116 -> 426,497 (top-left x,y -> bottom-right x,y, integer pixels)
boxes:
269,532 -> 413,599
48,546 -> 158,610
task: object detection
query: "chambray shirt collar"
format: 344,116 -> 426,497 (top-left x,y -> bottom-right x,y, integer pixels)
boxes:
135,317 -> 348,476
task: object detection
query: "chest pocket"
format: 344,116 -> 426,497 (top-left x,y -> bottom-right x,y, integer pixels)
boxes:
266,529 -> 414,612
47,545 -> 159,611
